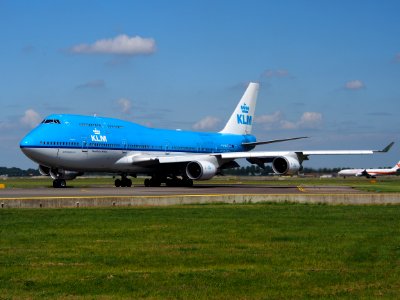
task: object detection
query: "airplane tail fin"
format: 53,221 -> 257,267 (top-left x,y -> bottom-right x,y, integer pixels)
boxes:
220,82 -> 259,135
394,161 -> 400,170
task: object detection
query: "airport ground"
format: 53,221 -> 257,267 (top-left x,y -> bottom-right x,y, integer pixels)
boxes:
1,203 -> 400,299
1,176 -> 400,208
1,176 -> 400,298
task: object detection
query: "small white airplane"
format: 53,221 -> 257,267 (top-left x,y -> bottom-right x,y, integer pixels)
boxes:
338,161 -> 400,178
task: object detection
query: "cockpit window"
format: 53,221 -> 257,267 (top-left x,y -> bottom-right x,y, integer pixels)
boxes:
41,119 -> 61,124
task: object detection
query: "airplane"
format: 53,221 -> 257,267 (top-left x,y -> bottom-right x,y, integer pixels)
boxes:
20,82 -> 394,188
338,161 -> 400,178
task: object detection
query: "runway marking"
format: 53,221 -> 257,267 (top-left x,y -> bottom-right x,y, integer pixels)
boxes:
297,186 -> 306,192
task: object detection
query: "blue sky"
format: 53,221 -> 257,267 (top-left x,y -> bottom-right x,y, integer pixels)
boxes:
1,0 -> 399,169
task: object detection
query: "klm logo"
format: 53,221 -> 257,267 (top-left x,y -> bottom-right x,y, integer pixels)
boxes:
91,128 -> 107,142
237,103 -> 252,125
240,104 -> 249,114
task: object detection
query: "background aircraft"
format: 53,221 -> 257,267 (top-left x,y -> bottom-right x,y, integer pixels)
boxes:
20,82 -> 393,188
338,160 -> 400,178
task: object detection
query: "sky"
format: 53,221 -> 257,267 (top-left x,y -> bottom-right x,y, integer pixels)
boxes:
1,0 -> 399,169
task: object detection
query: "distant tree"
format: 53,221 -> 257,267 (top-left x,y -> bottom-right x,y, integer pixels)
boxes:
0,167 -> 40,177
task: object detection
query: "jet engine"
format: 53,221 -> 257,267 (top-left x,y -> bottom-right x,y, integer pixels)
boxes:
272,156 -> 301,175
38,165 -> 50,176
186,160 -> 217,180
49,168 -> 82,180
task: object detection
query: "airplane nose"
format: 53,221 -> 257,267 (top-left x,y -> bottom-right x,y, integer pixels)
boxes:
20,134 -> 35,148
20,134 -> 37,158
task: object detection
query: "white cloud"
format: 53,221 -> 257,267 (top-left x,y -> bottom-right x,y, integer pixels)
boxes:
298,112 -> 322,129
193,116 -> 220,131
118,98 -> 132,114
280,120 -> 297,130
344,80 -> 365,90
256,111 -> 284,129
70,34 -> 156,55
20,109 -> 41,128
256,111 -> 322,130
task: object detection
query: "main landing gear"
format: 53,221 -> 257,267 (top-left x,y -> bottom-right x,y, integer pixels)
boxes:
53,179 -> 66,188
144,176 -> 193,187
114,175 -> 132,187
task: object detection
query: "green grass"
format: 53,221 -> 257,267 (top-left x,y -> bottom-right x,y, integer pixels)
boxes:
2,175 -> 400,192
1,204 -> 400,299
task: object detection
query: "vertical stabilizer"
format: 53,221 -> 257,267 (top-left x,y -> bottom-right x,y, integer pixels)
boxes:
220,82 -> 259,135
394,161 -> 400,170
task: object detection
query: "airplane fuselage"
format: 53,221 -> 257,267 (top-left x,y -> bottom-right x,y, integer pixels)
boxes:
20,114 -> 256,174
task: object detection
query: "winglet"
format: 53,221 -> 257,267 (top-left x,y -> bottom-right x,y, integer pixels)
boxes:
375,142 -> 394,153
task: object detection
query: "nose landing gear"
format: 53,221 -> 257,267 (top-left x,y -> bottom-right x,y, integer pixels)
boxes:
53,179 -> 67,188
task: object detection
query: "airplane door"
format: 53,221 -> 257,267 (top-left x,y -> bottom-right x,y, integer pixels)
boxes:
122,139 -> 127,153
81,138 -> 88,152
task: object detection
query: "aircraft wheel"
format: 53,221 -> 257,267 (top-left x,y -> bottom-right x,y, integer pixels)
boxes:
53,179 -> 66,188
144,178 -> 150,187
115,179 -> 121,187
166,178 -> 178,187
124,178 -> 132,187
150,178 -> 161,187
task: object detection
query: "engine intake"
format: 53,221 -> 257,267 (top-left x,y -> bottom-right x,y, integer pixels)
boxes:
272,156 -> 301,175
39,165 -> 50,176
186,160 -> 217,180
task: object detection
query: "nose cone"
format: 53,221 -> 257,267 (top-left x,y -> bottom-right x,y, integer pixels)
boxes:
20,132 -> 39,161
20,134 -> 34,148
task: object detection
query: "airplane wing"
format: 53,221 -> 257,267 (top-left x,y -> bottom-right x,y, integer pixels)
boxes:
116,142 -> 394,176
242,136 -> 309,147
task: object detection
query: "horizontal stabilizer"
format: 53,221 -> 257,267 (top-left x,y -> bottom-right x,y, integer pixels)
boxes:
242,136 -> 309,147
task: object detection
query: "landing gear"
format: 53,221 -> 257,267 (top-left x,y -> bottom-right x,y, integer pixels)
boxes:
144,176 -> 193,187
114,175 -> 132,187
144,178 -> 161,187
53,179 -> 66,188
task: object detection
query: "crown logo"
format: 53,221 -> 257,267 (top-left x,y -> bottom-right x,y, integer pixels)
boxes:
240,103 -> 250,114
93,128 -> 101,135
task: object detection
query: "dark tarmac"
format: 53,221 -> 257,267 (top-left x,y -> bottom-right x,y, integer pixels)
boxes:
0,184 -> 361,199
2,184 -> 400,208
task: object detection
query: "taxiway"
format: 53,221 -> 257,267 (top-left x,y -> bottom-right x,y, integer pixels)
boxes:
2,183 -> 400,208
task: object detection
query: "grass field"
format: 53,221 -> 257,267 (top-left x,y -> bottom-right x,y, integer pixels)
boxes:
1,175 -> 400,192
1,204 -> 400,299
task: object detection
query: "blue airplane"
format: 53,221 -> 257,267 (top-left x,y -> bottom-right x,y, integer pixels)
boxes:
20,82 -> 393,188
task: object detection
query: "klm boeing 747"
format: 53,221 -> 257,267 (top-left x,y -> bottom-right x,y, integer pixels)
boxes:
20,82 -> 393,188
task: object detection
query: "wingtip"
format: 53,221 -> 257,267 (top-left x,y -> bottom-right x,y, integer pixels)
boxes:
378,141 -> 395,153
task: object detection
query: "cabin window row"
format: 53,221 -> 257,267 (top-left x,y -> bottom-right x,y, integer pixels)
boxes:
79,123 -> 102,127
78,123 -> 124,129
40,141 -> 79,146
89,143 -> 119,148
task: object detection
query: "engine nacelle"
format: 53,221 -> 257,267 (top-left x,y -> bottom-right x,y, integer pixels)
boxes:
38,165 -> 50,176
272,156 -> 301,175
186,160 -> 217,180
49,169 -> 82,180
